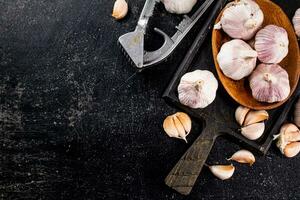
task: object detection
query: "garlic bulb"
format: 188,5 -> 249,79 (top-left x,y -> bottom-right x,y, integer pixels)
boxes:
214,0 -> 264,40
294,98 -> 300,127
292,8 -> 300,37
163,112 -> 192,142
235,106 -> 250,126
227,149 -> 255,166
217,39 -> 257,80
255,25 -> 289,64
284,142 -> 300,158
208,164 -> 235,180
243,110 -> 269,126
178,70 -> 218,109
161,0 -> 197,14
249,63 -> 290,103
112,0 -> 128,20
241,122 -> 265,140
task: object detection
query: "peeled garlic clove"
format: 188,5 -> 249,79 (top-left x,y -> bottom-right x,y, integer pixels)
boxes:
217,39 -> 257,80
112,0 -> 128,20
255,25 -> 289,64
214,0 -> 264,40
235,106 -> 250,126
275,123 -> 300,154
292,8 -> 300,37
208,164 -> 235,180
163,112 -> 192,142
243,110 -> 269,126
294,98 -> 300,127
227,149 -> 255,166
284,142 -> 300,158
249,63 -> 290,103
161,0 -> 197,14
178,70 -> 218,109
241,122 -> 265,140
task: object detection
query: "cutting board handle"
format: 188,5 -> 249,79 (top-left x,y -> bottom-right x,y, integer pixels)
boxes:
165,126 -> 218,195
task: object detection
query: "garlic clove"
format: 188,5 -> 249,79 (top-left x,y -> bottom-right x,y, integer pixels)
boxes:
161,0 -> 197,14
275,123 -> 300,154
254,25 -> 289,64
235,106 -> 251,126
292,8 -> 300,37
284,142 -> 300,158
173,115 -> 188,143
208,164 -> 235,180
175,112 -> 192,134
163,116 -> 179,138
178,70 -> 218,109
249,63 -> 290,103
112,0 -> 128,20
243,110 -> 269,126
227,149 -> 255,166
294,98 -> 300,127
241,122 -> 265,140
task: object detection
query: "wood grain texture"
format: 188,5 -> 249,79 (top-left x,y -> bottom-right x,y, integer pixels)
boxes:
212,0 -> 300,110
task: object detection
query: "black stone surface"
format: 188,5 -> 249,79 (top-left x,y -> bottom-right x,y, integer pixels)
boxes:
0,0 -> 300,199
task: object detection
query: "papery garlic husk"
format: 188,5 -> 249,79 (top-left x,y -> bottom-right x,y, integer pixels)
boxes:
208,164 -> 235,180
241,122 -> 265,140
292,8 -> 300,37
274,123 -> 300,154
255,25 -> 289,64
235,106 -> 250,126
227,149 -> 255,166
163,112 -> 192,142
294,98 -> 300,127
217,39 -> 257,80
249,63 -> 290,103
243,110 -> 269,126
161,0 -> 197,14
284,142 -> 300,158
112,0 -> 128,20
178,70 -> 218,109
214,0 -> 264,40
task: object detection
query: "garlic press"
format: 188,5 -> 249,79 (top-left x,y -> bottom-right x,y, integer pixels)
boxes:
118,0 -> 215,70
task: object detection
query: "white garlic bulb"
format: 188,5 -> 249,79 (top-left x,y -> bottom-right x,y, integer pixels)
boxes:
217,39 -> 257,80
214,0 -> 264,40
112,0 -> 128,20
178,70 -> 218,109
161,0 -> 197,14
295,98 -> 300,127
293,8 -> 300,37
249,63 -> 290,103
255,25 -> 289,64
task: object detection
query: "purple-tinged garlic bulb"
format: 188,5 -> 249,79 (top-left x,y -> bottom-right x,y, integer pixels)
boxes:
255,25 -> 289,64
161,0 -> 197,14
249,63 -> 290,103
214,0 -> 264,40
178,70 -> 218,109
293,8 -> 300,37
217,39 -> 257,80
295,98 -> 300,127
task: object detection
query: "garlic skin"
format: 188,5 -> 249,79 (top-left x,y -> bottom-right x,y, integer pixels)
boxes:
214,0 -> 264,40
284,142 -> 300,158
243,110 -> 269,126
294,98 -> 300,127
178,70 -> 218,109
249,64 -> 290,103
292,8 -> 300,37
241,122 -> 265,140
235,106 -> 250,126
112,0 -> 128,20
208,165 -> 235,180
163,112 -> 192,142
255,25 -> 289,64
227,149 -> 255,166
274,123 -> 300,154
161,0 -> 197,14
217,39 -> 257,80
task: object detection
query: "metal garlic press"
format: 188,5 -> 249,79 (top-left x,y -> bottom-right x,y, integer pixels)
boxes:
118,0 -> 215,70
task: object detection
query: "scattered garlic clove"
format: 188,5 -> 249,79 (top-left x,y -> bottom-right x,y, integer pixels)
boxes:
217,39 -> 257,80
255,25 -> 289,64
178,70 -> 218,109
241,122 -> 265,140
275,123 -> 300,154
292,8 -> 300,37
112,0 -> 128,20
227,149 -> 255,166
235,106 -> 250,126
284,142 -> 300,158
249,63 -> 290,103
294,98 -> 300,127
161,0 -> 197,14
243,110 -> 269,126
163,112 -> 192,142
208,164 -> 235,180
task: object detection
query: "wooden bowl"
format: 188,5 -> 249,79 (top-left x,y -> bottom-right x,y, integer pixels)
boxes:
212,0 -> 300,110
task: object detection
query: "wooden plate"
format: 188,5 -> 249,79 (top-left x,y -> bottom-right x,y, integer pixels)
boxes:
212,0 -> 300,110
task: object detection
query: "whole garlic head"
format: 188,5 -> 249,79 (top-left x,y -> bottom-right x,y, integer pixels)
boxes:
217,39 -> 257,80
249,63 -> 290,103
255,25 -> 289,64
292,8 -> 300,37
214,0 -> 264,40
161,0 -> 197,14
178,70 -> 218,109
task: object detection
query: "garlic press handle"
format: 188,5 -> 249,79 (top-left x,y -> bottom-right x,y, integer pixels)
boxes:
136,0 -> 160,32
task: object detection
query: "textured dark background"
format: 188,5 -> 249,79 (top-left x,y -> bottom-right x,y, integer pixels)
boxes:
0,0 -> 300,199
